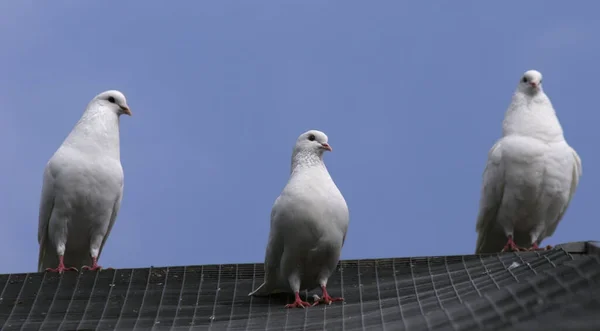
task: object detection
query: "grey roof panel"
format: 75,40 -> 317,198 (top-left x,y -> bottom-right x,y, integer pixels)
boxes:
0,242 -> 598,330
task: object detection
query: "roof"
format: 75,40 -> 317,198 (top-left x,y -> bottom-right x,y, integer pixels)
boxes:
1,241 -> 599,331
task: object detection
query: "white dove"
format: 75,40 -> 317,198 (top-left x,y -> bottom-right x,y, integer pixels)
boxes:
38,90 -> 132,273
249,130 -> 350,308
475,70 -> 582,254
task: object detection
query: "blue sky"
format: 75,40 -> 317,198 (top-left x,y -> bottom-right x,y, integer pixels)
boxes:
1,1 -> 599,274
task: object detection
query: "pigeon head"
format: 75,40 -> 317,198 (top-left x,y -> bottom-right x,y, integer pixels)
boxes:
294,130 -> 332,155
91,90 -> 132,116
517,70 -> 543,95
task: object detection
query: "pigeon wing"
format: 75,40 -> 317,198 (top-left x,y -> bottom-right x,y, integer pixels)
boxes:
544,148 -> 582,238
97,186 -> 123,260
249,196 -> 286,296
475,141 -> 505,254
37,163 -> 57,271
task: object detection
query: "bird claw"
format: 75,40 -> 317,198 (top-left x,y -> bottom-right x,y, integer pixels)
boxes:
501,237 -> 526,252
45,266 -> 78,273
285,300 -> 312,308
501,246 -> 526,252
312,285 -> 344,306
527,243 -> 553,251
82,257 -> 108,271
82,265 -> 103,271
312,295 -> 344,306
285,291 -> 312,308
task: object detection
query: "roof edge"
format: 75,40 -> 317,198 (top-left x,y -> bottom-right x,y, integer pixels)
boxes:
555,240 -> 600,255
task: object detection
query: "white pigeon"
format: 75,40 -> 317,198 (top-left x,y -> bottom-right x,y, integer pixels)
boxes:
38,90 -> 132,272
475,70 -> 582,254
249,130 -> 350,308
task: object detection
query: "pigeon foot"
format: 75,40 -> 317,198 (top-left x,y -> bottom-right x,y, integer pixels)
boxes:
82,257 -> 104,271
312,285 -> 344,306
285,292 -> 311,309
527,243 -> 553,251
45,256 -> 78,273
501,236 -> 526,252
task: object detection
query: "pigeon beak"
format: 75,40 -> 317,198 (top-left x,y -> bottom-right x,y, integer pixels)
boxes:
530,82 -> 538,88
120,105 -> 132,116
321,143 -> 332,152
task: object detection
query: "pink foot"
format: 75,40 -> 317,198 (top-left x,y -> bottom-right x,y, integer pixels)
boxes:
528,243 -> 552,251
312,285 -> 344,306
285,292 -> 312,309
501,235 -> 526,252
82,257 -> 107,271
45,256 -> 78,273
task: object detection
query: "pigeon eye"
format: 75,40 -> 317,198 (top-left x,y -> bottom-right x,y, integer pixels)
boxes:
308,134 -> 316,141
522,77 -> 528,83
108,96 -> 116,103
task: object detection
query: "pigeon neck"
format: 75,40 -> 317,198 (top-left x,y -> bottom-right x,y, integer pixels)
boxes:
502,91 -> 564,142
64,107 -> 121,160
290,150 -> 325,174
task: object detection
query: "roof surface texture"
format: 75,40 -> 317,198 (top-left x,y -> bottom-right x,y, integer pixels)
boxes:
0,241 -> 599,331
